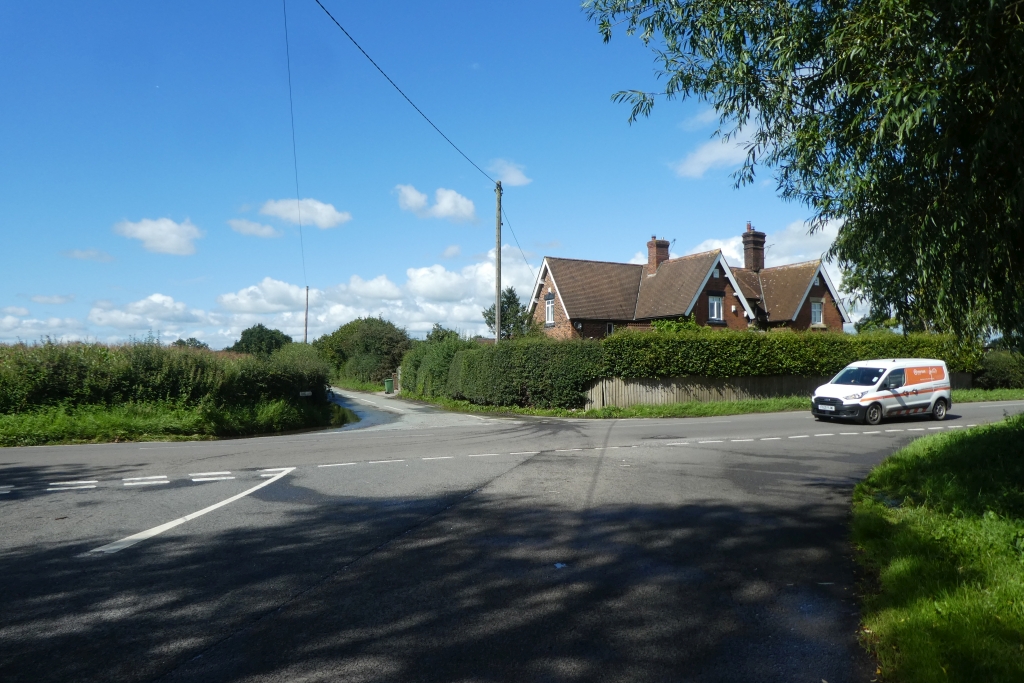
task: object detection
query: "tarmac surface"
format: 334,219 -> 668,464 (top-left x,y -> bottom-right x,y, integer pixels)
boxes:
2,392 -> 1022,682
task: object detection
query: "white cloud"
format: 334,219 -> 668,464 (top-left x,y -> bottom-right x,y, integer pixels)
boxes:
2,306 -> 29,316
63,249 -> 114,262
0,315 -> 84,342
88,293 -> 212,330
488,159 -> 532,187
763,219 -> 840,268
217,277 -> 318,314
31,294 -> 74,305
673,135 -> 749,179
228,218 -> 281,238
680,108 -> 719,131
114,218 -> 203,255
687,236 -> 744,264
395,185 -> 477,223
260,198 -> 352,229
628,251 -> 646,265
442,244 -> 461,258
342,274 -> 403,300
406,264 -> 471,301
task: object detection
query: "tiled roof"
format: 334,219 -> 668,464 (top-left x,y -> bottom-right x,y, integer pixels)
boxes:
758,260 -> 821,321
545,257 -> 643,320
731,268 -> 763,301
634,251 -> 720,320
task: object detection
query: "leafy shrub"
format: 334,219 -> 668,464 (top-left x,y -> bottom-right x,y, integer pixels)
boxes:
313,317 -> 412,383
602,329 -> 980,378
0,339 -> 329,415
445,338 -> 604,408
976,350 -> 1024,389
229,323 -> 292,355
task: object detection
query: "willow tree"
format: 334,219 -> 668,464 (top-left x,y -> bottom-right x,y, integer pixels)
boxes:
586,0 -> 1024,340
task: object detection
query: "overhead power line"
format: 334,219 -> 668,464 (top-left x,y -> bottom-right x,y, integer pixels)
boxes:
282,0 -> 308,287
311,0 -> 535,278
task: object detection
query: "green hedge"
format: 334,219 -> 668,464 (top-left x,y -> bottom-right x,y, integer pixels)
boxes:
0,341 -> 331,414
602,330 -> 980,379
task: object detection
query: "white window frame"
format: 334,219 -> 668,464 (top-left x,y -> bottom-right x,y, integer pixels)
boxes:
545,298 -> 554,324
814,275 -> 820,286
811,301 -> 823,325
712,267 -> 720,279
606,322 -> 614,335
708,295 -> 724,321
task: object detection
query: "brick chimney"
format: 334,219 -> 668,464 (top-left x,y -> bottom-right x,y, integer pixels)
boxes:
742,221 -> 766,272
646,235 -> 670,276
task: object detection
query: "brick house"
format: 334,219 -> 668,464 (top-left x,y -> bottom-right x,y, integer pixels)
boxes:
528,223 -> 850,339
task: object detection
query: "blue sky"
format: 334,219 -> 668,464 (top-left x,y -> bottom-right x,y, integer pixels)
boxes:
0,1 -> 841,346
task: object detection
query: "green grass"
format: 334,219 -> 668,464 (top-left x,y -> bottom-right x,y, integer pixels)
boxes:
952,388 -> 1024,403
331,376 -> 386,392
400,393 -> 811,418
0,400 -> 351,447
852,415 -> 1024,682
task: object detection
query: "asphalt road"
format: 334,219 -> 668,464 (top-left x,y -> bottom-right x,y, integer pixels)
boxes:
2,394 -> 1022,683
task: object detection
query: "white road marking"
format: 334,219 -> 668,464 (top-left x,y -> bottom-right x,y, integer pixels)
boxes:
607,446 -> 620,449
125,480 -> 170,486
699,440 -> 723,444
422,456 -> 453,460
50,480 -> 99,486
760,437 -> 781,441
317,463 -> 356,467
555,449 -> 583,452
731,439 -> 754,442
885,429 -> 904,432
123,476 -> 167,481
87,467 -> 296,555
907,428 -> 924,432
948,425 -> 964,429
863,431 -> 880,434
668,442 -> 690,446
967,424 -> 976,427
928,427 -> 944,430
0,488 -> 11,493
814,433 -> 835,437
259,468 -> 290,472
467,453 -> 497,457
368,460 -> 404,464
840,432 -> 859,435
788,435 -> 809,439
191,477 -> 235,482
510,451 -> 539,455
47,485 -> 96,491
189,471 -> 231,477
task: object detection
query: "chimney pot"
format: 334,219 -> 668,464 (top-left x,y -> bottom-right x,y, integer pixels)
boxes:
646,236 -> 670,276
741,223 -> 766,272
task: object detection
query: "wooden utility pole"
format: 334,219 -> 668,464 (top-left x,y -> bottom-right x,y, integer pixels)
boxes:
494,181 -> 502,343
304,285 -> 309,343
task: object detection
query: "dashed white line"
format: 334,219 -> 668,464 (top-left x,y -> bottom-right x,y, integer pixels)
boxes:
259,468 -> 290,472
125,480 -> 170,486
967,424 -> 976,427
607,446 -> 620,449
731,439 -> 754,442
814,433 -> 835,437
840,432 -> 859,435
189,471 -> 231,477
317,463 -> 356,468
510,451 -> 539,455
760,437 -> 781,441
948,425 -> 964,429
50,480 -> 98,486
47,485 -> 96,491
788,435 -> 809,439
885,429 -> 904,433
123,476 -> 167,481
466,453 -> 497,457
927,427 -> 944,430
863,431 -> 881,434
422,456 -> 453,461
87,468 -> 295,555
668,442 -> 690,446
191,477 -> 235,482
699,440 -> 723,444
907,428 -> 925,432
555,449 -> 583,452
368,460 -> 404,464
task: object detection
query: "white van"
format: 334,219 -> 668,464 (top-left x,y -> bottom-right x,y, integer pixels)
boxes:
811,358 -> 952,425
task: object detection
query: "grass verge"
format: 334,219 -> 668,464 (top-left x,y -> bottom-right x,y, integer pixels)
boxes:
400,393 -> 811,418
952,388 -> 1024,403
852,415 -> 1024,682
0,400 -> 351,447
331,376 -> 386,393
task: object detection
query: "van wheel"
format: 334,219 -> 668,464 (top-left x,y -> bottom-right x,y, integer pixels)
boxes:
932,399 -> 947,421
864,403 -> 883,426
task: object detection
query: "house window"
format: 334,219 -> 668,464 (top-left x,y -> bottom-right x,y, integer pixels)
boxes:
712,268 -> 720,279
606,322 -> 614,335
811,301 -> 823,325
545,297 -> 554,325
814,275 -> 820,286
708,296 -> 724,321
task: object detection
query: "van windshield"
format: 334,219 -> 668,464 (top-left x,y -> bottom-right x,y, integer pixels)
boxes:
832,367 -> 886,386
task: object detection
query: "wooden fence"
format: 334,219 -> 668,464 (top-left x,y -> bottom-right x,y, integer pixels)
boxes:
584,373 -> 974,409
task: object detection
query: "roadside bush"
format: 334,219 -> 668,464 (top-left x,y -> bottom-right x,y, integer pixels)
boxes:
602,329 -> 981,378
975,350 -> 1024,389
229,323 -> 292,355
313,317 -> 412,383
446,338 -> 604,408
0,340 -> 330,415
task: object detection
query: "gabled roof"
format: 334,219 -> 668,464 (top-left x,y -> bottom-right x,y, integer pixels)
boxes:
634,250 -> 720,320
754,260 -> 821,321
730,268 -> 763,302
540,257 -> 643,320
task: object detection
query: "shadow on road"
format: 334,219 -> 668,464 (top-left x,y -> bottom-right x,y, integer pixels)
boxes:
0,471 -> 873,683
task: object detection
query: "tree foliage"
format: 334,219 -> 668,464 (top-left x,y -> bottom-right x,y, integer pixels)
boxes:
229,324 -> 292,356
586,0 -> 1024,342
171,337 -> 209,350
312,317 -> 412,383
482,286 -> 540,340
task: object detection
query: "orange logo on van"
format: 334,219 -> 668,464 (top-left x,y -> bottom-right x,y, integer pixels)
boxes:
906,366 -> 945,386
